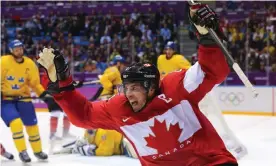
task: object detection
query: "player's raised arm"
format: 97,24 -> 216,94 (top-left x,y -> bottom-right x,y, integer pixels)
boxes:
37,49 -> 117,130
183,4 -> 230,104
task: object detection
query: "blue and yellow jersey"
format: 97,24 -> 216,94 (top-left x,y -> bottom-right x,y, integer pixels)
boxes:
157,54 -> 191,79
1,55 -> 45,101
99,66 -> 122,96
84,129 -> 123,156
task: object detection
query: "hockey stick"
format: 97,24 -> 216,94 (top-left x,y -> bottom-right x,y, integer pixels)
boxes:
62,140 -> 76,148
51,140 -> 76,155
5,80 -> 101,101
80,80 -> 100,85
188,1 -> 258,98
52,147 -> 74,155
207,28 -> 258,98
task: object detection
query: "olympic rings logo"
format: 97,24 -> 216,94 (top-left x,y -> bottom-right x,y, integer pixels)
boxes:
219,92 -> 245,106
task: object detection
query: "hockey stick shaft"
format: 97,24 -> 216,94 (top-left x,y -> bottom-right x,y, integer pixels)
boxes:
5,80 -> 101,100
62,140 -> 76,148
188,1 -> 258,98
81,80 -> 100,85
52,147 -> 74,155
52,140 -> 76,155
207,29 -> 258,98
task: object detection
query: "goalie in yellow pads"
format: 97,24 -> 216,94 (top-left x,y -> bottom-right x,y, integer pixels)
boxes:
56,129 -> 137,158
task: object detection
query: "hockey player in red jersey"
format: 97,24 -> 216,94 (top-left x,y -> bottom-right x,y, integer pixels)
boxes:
38,4 -> 238,166
40,71 -> 72,141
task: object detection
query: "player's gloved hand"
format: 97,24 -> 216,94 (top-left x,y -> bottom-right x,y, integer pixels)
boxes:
37,48 -> 58,82
189,4 -> 218,33
38,48 -> 74,90
188,4 -> 226,45
52,49 -> 71,81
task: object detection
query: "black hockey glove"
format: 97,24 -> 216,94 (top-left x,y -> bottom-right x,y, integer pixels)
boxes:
191,4 -> 218,30
52,49 -> 71,81
189,4 -> 227,45
38,48 -> 75,92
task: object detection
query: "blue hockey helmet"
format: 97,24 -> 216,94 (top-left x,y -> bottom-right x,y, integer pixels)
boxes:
112,55 -> 126,64
8,39 -> 23,52
165,41 -> 176,50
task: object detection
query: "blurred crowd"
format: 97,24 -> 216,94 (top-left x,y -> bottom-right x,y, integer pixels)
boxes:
218,1 -> 276,72
1,1 -> 276,73
1,2 -> 178,73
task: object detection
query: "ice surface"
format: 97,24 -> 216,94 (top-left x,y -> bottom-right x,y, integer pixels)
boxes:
1,113 -> 275,166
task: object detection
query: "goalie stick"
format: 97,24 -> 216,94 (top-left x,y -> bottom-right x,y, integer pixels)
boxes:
188,0 -> 258,98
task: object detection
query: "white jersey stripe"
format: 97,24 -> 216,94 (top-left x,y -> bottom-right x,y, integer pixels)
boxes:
183,62 -> 205,93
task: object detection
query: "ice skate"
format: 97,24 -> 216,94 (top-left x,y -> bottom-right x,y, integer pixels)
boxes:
2,151 -> 14,160
34,151 -> 48,160
19,150 -> 31,163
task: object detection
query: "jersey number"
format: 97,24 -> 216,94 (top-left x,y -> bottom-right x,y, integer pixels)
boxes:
158,94 -> 172,103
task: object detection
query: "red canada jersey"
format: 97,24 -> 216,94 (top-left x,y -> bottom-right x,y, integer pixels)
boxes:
54,45 -> 237,166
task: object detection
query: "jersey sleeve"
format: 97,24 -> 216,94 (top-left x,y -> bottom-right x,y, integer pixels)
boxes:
53,89 -> 118,131
0,57 -> 6,85
28,60 -> 45,96
163,45 -> 229,105
176,55 -> 191,70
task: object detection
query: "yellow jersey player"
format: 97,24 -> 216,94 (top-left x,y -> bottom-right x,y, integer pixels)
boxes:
157,41 -> 191,79
56,129 -> 138,158
1,40 -> 48,162
97,55 -> 127,100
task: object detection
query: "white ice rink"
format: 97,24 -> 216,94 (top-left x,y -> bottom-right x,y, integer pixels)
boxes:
1,113 -> 276,166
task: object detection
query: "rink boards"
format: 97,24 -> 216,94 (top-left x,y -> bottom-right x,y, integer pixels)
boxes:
213,87 -> 276,116
33,86 -> 276,116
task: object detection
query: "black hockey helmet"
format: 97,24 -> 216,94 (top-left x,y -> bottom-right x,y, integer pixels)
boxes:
121,63 -> 160,92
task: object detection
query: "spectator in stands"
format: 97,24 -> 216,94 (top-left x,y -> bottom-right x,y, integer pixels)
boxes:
100,31 -> 112,44
160,23 -> 171,43
2,1 -> 178,73
131,8 -> 139,21
141,25 -> 152,42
